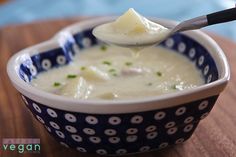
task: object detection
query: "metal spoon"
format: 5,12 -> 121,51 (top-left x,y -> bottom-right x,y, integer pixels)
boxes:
94,7 -> 236,48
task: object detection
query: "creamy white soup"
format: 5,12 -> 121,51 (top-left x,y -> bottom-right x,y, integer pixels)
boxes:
31,45 -> 204,100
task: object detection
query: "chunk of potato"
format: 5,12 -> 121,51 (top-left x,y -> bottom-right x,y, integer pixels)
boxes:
98,92 -> 118,100
60,77 -> 91,99
113,8 -> 147,34
121,67 -> 151,76
81,66 -> 110,82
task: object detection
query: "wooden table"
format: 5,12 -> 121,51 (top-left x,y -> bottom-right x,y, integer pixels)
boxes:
0,18 -> 236,157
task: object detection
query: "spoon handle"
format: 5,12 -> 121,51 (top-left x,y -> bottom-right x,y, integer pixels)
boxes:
174,7 -> 236,33
207,7 -> 236,25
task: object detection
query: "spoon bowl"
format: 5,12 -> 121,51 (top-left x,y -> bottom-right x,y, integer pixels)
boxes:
93,7 -> 236,48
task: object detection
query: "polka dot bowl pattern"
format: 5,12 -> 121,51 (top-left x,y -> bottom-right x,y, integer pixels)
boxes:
7,17 -> 229,155
22,94 -> 218,155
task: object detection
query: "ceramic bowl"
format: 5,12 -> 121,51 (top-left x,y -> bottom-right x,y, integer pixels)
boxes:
7,17 -> 229,155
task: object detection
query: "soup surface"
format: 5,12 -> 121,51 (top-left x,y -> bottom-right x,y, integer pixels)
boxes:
31,45 -> 204,100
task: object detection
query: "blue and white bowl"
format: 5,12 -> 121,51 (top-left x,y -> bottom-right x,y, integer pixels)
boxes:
7,17 -> 229,155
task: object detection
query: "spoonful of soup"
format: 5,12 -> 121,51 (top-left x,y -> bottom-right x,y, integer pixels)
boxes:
93,8 -> 236,48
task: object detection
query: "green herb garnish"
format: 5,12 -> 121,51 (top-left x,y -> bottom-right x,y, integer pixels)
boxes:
171,84 -> 183,90
112,73 -> 118,77
102,61 -> 112,66
125,62 -> 133,66
171,84 -> 177,90
80,66 -> 86,71
100,45 -> 107,51
109,69 -> 116,73
156,71 -> 162,77
53,82 -> 61,87
147,82 -> 153,86
67,74 -> 77,79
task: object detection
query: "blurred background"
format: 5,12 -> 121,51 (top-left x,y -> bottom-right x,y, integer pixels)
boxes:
0,0 -> 236,41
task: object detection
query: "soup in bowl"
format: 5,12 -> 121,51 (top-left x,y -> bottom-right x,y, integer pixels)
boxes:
7,17 -> 229,155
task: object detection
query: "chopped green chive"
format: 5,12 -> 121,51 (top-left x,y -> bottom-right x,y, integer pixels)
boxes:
100,45 -> 107,51
172,84 -> 183,90
156,71 -> 162,77
125,62 -> 133,66
53,82 -> 61,87
109,69 -> 116,73
102,61 -> 112,66
112,73 -> 118,77
80,66 -> 86,71
171,84 -> 177,90
67,74 -> 77,79
147,82 -> 153,86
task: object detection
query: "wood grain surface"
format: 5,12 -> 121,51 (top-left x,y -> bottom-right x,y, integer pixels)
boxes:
0,18 -> 236,157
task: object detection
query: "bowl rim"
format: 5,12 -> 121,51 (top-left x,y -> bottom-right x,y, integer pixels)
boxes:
7,17 -> 230,114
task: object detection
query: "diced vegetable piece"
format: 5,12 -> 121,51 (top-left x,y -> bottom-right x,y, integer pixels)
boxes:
121,67 -> 150,76
98,92 -> 118,100
125,62 -> 133,66
112,73 -> 118,77
53,82 -> 61,87
100,45 -> 107,51
113,8 -> 147,34
67,74 -> 77,79
81,66 -> 110,81
108,69 -> 116,73
108,69 -> 117,76
171,84 -> 183,90
146,82 -> 153,86
60,77 -> 91,99
80,66 -> 86,71
102,61 -> 112,66
156,71 -> 162,77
